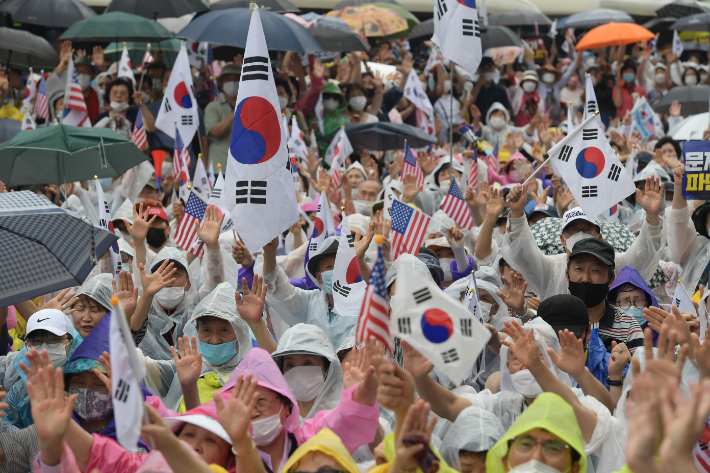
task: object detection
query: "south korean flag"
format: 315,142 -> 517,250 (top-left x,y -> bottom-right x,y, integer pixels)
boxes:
391,258 -> 491,384
403,68 -> 434,121
332,216 -> 367,317
432,0 -> 482,76
224,9 -> 299,252
95,178 -> 122,284
548,114 -> 635,220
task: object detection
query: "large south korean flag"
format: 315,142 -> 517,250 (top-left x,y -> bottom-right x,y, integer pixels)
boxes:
224,9 -> 299,252
432,0 -> 482,76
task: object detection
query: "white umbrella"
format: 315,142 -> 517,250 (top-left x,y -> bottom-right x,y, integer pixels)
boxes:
669,112 -> 710,141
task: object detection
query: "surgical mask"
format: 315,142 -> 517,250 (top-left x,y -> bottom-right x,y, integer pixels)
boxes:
145,227 -> 168,248
685,75 -> 698,85
443,80 -> 452,94
321,270 -> 334,294
439,258 -> 454,281
56,110 -> 63,120
69,388 -> 113,422
323,98 -> 340,112
155,284 -> 186,308
510,369 -> 543,398
542,73 -> 556,84
568,281 -> 609,308
200,340 -> 237,366
489,116 -> 506,130
110,101 -> 129,112
585,57 -> 596,67
353,199 -> 372,216
251,406 -> 283,446
562,231 -> 593,253
522,81 -> 537,93
439,181 -> 450,193
193,71 -> 200,80
349,96 -> 367,111
655,74 -> 666,84
141,92 -> 151,104
222,81 -> 239,97
623,73 -> 635,84
483,72 -> 495,82
619,307 -> 645,326
479,301 -> 493,323
278,95 -> 289,110
283,366 -> 325,402
77,74 -> 92,91
508,459 -> 570,473
38,343 -> 69,367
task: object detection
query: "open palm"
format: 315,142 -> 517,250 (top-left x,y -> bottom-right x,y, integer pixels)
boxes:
214,373 -> 259,444
236,276 -> 267,324
26,358 -> 76,447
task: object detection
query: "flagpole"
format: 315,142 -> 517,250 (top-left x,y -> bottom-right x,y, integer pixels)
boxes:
449,64 -> 454,176
137,44 -> 150,93
678,279 -> 694,302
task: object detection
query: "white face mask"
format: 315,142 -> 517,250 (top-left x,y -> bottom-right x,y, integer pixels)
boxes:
686,75 -> 698,85
655,74 -> 666,84
443,80 -> 452,93
439,181 -> 450,193
510,369 -> 543,398
479,301 -> 493,323
222,81 -> 239,97
154,285 -> 186,308
542,73 -> 556,84
38,343 -> 69,367
522,81 -> 537,93
278,95 -> 289,110
563,230 -> 593,253
353,199 -> 372,216
585,57 -> 596,67
141,92 -> 151,104
349,96 -> 367,111
483,72 -> 496,82
77,73 -> 92,91
489,116 -> 506,130
439,258 -> 454,281
323,98 -> 340,112
283,366 -> 325,402
251,405 -> 283,446
110,101 -> 129,112
508,459 -> 570,473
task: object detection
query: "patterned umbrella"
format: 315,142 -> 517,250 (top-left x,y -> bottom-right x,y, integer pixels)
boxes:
531,216 -> 669,288
326,5 -> 409,38
0,191 -> 118,308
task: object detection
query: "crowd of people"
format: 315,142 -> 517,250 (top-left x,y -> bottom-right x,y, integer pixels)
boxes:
3,11 -> 710,473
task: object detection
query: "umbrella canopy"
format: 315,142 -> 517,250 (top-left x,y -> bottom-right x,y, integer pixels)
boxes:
481,26 -> 522,50
178,8 -> 322,54
333,0 -> 399,9
60,12 -> 175,42
670,12 -> 710,31
668,112 -> 710,140
310,27 -> 371,52
105,0 -> 209,20
557,8 -> 634,30
211,0 -> 301,13
656,0 -> 710,18
0,28 -> 60,71
0,125 -> 150,187
488,10 -> 552,27
0,119 -> 21,144
0,0 -> 96,28
105,39 -> 182,69
324,122 -> 436,151
653,85 -> 710,115
408,18 -> 433,41
0,191 -> 118,308
575,23 -> 655,50
369,2 -> 420,38
326,5 -> 409,38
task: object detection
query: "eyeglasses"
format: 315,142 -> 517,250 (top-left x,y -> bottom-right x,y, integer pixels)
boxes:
26,338 -> 70,349
614,300 -> 647,309
509,436 -> 570,461
255,396 -> 280,413
120,252 -> 133,264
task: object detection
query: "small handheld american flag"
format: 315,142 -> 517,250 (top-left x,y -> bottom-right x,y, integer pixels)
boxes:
174,191 -> 208,256
391,199 -> 431,259
468,144 -> 479,191
136,45 -> 154,73
402,141 -> 425,187
441,179 -> 473,230
34,75 -> 49,121
488,140 -> 500,173
173,127 -> 190,181
131,106 -> 147,150
356,247 -> 393,355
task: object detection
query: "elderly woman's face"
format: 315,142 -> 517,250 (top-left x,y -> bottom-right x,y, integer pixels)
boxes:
347,169 -> 366,189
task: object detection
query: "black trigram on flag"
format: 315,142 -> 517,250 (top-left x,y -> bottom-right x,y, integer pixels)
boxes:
582,186 -> 598,198
675,298 -> 681,307
398,317 -> 412,334
333,280 -> 351,297
347,233 -> 355,248
181,115 -> 193,126
99,200 -> 110,228
442,348 -> 459,363
462,18 -> 479,37
607,164 -> 621,182
236,181 -> 267,204
310,242 -> 319,252
210,188 -> 222,200
436,0 -> 448,19
413,288 -> 432,304
586,100 -> 597,115
583,129 -> 598,141
558,145 -> 573,163
114,379 -> 130,403
163,97 -> 172,113
242,56 -> 269,81
461,318 -> 472,337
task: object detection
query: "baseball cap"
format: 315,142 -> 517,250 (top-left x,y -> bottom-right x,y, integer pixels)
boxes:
561,207 -> 600,234
307,237 -> 339,276
27,309 -> 73,337
425,236 -> 450,252
146,206 -> 170,223
163,415 -> 231,444
135,199 -> 169,223
145,177 -> 160,190
525,201 -> 559,219
569,238 -> 615,268
635,151 -> 653,165
537,295 -> 589,339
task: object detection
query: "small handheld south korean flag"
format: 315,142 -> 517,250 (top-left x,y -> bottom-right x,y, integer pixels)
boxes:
21,106 -> 36,130
403,68 -> 434,121
333,215 -> 367,317
118,43 -> 136,85
305,190 -> 337,287
672,30 -> 684,57
547,113 -> 635,220
224,9 -> 299,252
391,258 -> 491,384
155,42 -> 199,147
463,271 -> 483,321
208,172 -> 235,233
432,0 -> 482,76
672,280 -> 697,315
95,177 -> 122,284
583,73 -> 603,129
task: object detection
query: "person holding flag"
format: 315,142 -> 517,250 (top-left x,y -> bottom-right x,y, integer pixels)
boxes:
310,82 -> 349,158
62,56 -> 92,128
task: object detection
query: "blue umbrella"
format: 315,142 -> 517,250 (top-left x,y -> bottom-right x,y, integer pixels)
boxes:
177,8 -> 322,54
0,191 -> 118,307
557,8 -> 634,30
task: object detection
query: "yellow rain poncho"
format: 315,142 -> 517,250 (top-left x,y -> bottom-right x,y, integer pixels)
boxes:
282,428 -> 360,473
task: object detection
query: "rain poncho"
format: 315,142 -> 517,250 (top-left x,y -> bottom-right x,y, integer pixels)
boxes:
264,237 -> 354,348
439,406 -> 506,470
607,266 -> 659,347
666,204 -> 710,297
271,324 -> 343,419
75,273 -> 114,311
138,246 -> 224,361
281,428 -> 360,473
485,392 -> 587,473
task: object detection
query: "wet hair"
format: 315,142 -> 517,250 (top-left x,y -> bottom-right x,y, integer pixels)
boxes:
104,78 -> 135,106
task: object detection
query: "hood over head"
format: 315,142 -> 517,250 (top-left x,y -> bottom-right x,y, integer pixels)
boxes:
485,102 -> 510,125
281,428 -> 360,473
608,266 -> 658,308
75,273 -> 114,312
440,406 -> 505,470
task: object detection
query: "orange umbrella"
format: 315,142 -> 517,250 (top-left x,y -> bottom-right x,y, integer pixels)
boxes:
575,23 -> 654,50
326,5 -> 408,38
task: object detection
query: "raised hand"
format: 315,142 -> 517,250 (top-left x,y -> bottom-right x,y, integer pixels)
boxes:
384,150 -> 404,180
311,59 -> 324,79
354,221 -> 375,261
608,341 -> 631,380
445,226 -> 463,247
691,323 -> 710,379
195,205 -> 225,250
343,345 -> 366,389
501,320 -> 543,370
171,335 -> 203,388
393,400 -> 439,473
485,187 -> 505,218
401,173 -> 421,204
214,373 -> 259,446
95,351 -> 113,392
529,186 -> 551,205
112,270 -> 138,318
139,260 -> 177,297
635,176 -> 664,221
506,183 -> 527,215
557,187 -> 575,212
659,380 -> 710,471
231,239 -> 254,269
416,151 -> 437,176
497,272 -> 527,314
310,168 -> 331,195
236,276 -> 267,325
401,339 -> 434,379
546,329 -> 586,378
172,201 -> 184,222
377,354 -> 416,413
125,202 -> 156,242
306,147 -> 323,179
39,287 -> 77,314
91,45 -> 104,69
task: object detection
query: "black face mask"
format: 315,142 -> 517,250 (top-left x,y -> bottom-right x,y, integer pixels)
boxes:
146,227 -> 168,248
568,281 -> 609,308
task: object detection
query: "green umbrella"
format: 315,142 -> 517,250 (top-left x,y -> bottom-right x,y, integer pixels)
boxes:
370,2 -> 420,38
105,39 -> 181,69
59,12 -> 174,43
0,125 -> 150,186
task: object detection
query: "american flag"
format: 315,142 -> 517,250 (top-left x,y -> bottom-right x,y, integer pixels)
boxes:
136,45 -> 154,73
402,141 -> 424,187
34,75 -> 49,121
488,140 -> 500,173
468,145 -> 478,191
174,191 -> 208,256
131,106 -> 147,150
441,179 -> 473,230
391,199 -> 431,259
63,63 -> 91,127
356,247 -> 393,355
173,127 -> 190,182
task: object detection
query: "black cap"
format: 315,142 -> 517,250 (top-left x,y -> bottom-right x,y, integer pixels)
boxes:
569,238 -> 615,268
636,151 -> 653,164
537,295 -> 589,339
480,57 -> 495,69
307,238 -> 339,276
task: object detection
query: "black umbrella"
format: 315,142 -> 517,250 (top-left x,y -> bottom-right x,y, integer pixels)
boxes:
310,27 -> 370,52
656,0 -> 710,18
0,28 -> 59,71
0,0 -> 96,28
105,0 -> 210,20
333,0 -> 398,9
671,12 -> 710,31
211,0 -> 301,13
557,8 -> 633,30
653,85 -> 710,115
642,17 -> 678,31
324,122 -> 436,151
408,18 -> 433,41
488,10 -> 551,27
481,25 -> 521,50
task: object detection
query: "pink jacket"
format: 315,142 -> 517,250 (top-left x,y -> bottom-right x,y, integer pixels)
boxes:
487,152 -> 528,186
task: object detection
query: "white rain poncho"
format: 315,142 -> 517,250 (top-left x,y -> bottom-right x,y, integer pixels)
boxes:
271,324 -> 344,419
74,273 -> 114,311
264,236 -> 355,349
138,246 -> 224,361
439,406 -> 506,470
666,204 -> 710,298
425,210 -> 457,239
335,325 -> 360,357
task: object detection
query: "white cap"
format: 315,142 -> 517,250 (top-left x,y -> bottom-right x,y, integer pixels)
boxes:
27,309 -> 73,337
163,415 -> 232,444
425,236 -> 451,250
561,207 -> 600,234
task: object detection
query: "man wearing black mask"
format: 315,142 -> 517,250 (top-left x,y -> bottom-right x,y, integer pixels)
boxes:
566,239 -> 643,354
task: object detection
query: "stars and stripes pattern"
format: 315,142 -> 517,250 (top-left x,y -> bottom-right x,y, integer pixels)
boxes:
488,140 -> 500,173
131,106 -> 147,150
402,141 -> 424,187
440,179 -> 473,230
391,199 -> 431,259
174,191 -> 208,256
64,64 -> 91,127
468,145 -> 478,191
356,247 -> 393,355
34,75 -> 49,121
136,45 -> 154,73
173,127 -> 190,180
